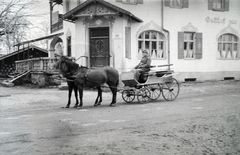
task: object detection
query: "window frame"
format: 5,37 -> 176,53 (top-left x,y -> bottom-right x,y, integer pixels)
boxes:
66,0 -> 70,12
125,27 -> 131,59
138,30 -> 165,60
67,36 -> 71,57
178,32 -> 202,60
183,32 -> 196,59
116,0 -> 143,4
165,0 -> 188,9
208,0 -> 229,12
217,33 -> 239,59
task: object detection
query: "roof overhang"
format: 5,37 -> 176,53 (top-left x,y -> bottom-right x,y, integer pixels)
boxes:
0,45 -> 48,61
14,32 -> 64,47
63,0 -> 143,23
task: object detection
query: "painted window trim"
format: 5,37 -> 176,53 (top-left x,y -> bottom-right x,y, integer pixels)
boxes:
208,0 -> 229,12
138,31 -> 166,60
178,32 -> 202,60
116,0 -> 143,5
217,34 -> 239,60
67,36 -> 72,57
66,0 -> 70,12
125,27 -> 131,59
165,0 -> 189,9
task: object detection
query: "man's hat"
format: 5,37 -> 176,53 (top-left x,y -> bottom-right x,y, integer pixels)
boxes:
142,50 -> 148,54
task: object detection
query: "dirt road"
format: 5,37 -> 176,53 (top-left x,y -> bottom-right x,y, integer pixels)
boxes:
0,81 -> 240,155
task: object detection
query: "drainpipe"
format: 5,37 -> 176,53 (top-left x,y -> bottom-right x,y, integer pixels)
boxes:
161,0 -> 170,70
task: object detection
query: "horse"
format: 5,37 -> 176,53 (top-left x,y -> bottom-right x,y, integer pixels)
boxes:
54,56 -> 119,108
54,57 -> 79,108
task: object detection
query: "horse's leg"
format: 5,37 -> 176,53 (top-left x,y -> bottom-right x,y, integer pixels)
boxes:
73,84 -> 79,108
94,86 -> 102,106
78,87 -> 83,107
66,82 -> 72,108
109,86 -> 117,107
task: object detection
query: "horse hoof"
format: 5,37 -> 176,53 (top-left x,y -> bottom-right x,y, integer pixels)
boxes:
65,106 -> 70,108
73,105 -> 78,108
94,103 -> 101,106
110,103 -> 115,107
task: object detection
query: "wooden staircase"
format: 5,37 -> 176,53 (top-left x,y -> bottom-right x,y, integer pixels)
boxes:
1,70 -> 31,87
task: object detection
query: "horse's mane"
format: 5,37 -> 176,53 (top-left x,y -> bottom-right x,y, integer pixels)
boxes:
58,56 -> 79,76
64,58 -> 79,70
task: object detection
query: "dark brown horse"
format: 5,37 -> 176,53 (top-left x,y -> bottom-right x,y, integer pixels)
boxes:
54,56 -> 119,108
54,57 -> 79,108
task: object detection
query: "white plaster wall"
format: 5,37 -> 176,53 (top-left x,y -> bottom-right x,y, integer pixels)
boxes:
74,19 -> 88,66
112,0 -> 166,70
164,0 -> 240,81
58,0 -> 240,82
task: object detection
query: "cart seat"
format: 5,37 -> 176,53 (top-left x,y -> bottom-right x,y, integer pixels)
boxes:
121,70 -> 140,87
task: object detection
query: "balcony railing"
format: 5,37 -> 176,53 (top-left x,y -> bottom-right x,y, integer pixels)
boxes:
15,57 -> 58,73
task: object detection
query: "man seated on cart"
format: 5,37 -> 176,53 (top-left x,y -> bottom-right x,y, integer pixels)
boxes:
134,50 -> 152,83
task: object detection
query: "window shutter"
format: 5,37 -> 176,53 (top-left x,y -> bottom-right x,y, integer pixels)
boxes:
195,33 -> 202,59
224,0 -> 229,11
178,32 -> 184,59
165,0 -> 170,6
208,0 -> 213,10
125,27 -> 131,58
183,0 -> 189,8
137,0 -> 143,4
116,0 -> 122,2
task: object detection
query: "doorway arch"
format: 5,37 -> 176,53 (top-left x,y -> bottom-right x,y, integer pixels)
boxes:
49,36 -> 63,57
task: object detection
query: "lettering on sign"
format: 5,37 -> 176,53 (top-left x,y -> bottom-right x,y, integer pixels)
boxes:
205,16 -> 237,25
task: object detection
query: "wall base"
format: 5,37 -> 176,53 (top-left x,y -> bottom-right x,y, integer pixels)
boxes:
174,71 -> 240,82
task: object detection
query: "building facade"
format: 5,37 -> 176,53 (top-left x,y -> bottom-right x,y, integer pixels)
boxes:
48,0 -> 240,82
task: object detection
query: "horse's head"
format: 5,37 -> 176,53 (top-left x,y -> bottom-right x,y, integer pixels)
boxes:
54,56 -> 79,77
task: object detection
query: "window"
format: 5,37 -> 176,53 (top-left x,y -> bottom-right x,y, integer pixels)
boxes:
125,27 -> 131,58
67,36 -> 71,57
218,34 -> 238,59
165,0 -> 189,8
178,32 -> 202,59
138,31 -> 165,60
208,0 -> 229,11
66,0 -> 70,12
116,0 -> 143,4
184,32 -> 195,58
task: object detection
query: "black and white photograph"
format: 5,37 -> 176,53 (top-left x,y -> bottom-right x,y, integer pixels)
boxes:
0,0 -> 240,154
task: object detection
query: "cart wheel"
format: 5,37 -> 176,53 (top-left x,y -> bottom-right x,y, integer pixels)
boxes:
147,84 -> 161,100
162,78 -> 180,101
122,89 -> 135,103
137,87 -> 151,104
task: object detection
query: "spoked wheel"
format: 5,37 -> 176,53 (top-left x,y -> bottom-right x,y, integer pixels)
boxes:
162,78 -> 180,101
146,84 -> 161,100
122,89 -> 135,103
137,87 -> 151,104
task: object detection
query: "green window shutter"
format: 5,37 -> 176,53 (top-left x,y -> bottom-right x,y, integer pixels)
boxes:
178,32 -> 184,59
183,0 -> 189,8
137,0 -> 143,4
224,0 -> 229,11
195,33 -> 202,59
208,0 -> 213,10
165,0 -> 170,6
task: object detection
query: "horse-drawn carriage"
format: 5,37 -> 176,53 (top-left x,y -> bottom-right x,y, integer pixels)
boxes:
120,64 -> 180,103
54,56 -> 180,108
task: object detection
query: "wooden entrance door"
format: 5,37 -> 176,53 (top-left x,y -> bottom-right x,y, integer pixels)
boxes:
90,28 -> 110,67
